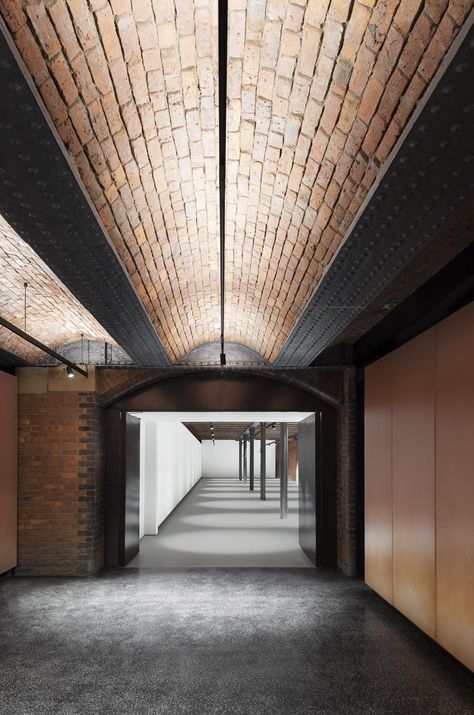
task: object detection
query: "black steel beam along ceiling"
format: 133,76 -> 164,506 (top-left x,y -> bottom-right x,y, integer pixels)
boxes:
218,0 -> 228,366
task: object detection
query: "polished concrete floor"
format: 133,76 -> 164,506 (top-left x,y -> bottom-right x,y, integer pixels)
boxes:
128,476 -> 313,567
0,569 -> 472,714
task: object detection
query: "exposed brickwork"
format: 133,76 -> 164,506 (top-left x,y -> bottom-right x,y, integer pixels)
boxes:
227,0 -> 472,362
0,215 -> 114,360
17,389 -> 104,575
288,437 -> 298,481
274,437 -> 298,481
1,1 -> 470,363
1,0 -> 219,362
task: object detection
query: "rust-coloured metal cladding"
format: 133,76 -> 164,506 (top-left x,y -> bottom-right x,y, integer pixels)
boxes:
435,301 -> 474,672
0,371 -> 17,575
364,354 -> 394,605
392,330 -> 436,639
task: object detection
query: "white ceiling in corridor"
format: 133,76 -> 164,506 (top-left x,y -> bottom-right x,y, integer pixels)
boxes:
131,411 -> 312,422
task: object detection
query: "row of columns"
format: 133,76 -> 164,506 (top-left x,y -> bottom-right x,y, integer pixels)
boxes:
237,423 -> 288,518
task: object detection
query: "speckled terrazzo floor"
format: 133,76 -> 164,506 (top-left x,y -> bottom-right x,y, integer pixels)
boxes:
0,569 -> 472,715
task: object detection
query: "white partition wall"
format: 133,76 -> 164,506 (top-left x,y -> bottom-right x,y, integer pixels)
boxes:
202,440 -> 276,478
140,421 -> 201,536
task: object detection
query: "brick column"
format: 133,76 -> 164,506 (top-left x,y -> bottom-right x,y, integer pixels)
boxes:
16,368 -> 104,575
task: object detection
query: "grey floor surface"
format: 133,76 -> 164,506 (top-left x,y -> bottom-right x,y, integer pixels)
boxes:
0,568 -> 473,715
128,476 -> 313,567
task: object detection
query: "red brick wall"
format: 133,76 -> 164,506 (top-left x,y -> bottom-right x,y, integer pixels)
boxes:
274,438 -> 298,482
17,390 -> 104,575
288,438 -> 298,482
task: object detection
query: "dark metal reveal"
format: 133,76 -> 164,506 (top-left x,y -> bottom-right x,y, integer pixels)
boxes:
0,27 -> 170,368
0,315 -> 87,377
218,0 -> 228,366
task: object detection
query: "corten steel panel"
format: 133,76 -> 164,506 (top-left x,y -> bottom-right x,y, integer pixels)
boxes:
0,372 -> 17,574
364,356 -> 393,604
435,302 -> 474,672
392,331 -> 436,638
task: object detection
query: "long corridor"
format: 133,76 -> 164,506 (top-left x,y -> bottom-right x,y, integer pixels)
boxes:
128,476 -> 313,568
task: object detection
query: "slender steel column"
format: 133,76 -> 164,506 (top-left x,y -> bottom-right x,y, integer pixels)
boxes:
243,436 -> 248,482
280,423 -> 288,518
249,425 -> 255,491
238,439 -> 242,481
260,422 -> 266,500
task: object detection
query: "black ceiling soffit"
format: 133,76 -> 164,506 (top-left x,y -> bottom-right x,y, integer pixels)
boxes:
0,28 -> 170,367
311,239 -> 474,367
352,241 -> 474,367
0,346 -> 33,373
276,23 -> 474,367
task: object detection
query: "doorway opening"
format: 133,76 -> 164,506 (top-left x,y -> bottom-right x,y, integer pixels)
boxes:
127,411 -> 311,568
104,371 -> 337,570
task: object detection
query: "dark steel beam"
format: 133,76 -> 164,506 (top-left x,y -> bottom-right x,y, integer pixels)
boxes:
280,423 -> 288,519
260,422 -> 266,501
218,0 -> 228,365
249,425 -> 255,491
0,315 -> 87,377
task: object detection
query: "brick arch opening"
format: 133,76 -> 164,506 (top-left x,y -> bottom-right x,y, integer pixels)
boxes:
105,370 -> 338,568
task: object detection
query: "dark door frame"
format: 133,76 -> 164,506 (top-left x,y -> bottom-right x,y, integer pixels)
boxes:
104,371 -> 338,567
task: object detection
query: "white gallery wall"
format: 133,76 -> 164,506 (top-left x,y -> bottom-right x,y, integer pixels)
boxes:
139,421 -> 201,537
202,440 -> 276,478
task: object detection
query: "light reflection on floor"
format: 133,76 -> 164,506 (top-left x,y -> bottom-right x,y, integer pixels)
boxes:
127,476 -> 314,567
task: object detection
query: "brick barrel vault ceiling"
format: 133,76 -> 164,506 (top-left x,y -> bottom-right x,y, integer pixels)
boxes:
0,0 -> 220,363
0,1 -> 472,363
0,214 -> 115,360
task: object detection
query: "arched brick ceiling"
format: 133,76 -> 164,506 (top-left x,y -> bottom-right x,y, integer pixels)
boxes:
0,0 -> 471,363
0,214 -> 114,360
